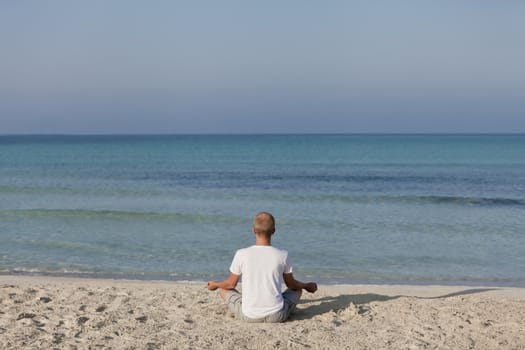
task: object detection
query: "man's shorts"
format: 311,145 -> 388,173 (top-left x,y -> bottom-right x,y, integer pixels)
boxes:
225,289 -> 301,323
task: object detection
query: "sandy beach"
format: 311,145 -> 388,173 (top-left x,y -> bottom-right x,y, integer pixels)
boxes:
1,276 -> 524,349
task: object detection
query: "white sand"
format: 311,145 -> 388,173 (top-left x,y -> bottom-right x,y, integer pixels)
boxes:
1,275 -> 524,349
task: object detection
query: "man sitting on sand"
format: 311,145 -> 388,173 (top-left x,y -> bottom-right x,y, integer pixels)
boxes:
207,212 -> 317,322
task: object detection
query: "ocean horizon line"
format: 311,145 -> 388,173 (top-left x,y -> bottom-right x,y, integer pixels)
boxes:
2,132 -> 525,137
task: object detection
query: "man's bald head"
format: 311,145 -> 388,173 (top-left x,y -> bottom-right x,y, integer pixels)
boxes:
253,212 -> 275,236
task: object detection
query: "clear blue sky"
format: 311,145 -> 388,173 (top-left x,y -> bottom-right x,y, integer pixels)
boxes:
1,1 -> 524,134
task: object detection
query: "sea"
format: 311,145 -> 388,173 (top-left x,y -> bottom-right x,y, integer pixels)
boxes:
1,134 -> 524,286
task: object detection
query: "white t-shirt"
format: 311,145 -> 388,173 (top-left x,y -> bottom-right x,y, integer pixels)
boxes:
229,245 -> 293,319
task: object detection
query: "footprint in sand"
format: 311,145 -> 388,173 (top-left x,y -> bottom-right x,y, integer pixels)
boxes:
77,316 -> 89,325
39,296 -> 52,303
136,316 -> 148,323
96,305 -> 107,312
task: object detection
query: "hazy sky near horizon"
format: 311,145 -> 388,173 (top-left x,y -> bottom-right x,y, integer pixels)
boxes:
1,1 -> 524,134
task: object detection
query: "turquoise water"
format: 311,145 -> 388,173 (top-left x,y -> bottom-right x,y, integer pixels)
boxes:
1,134 -> 524,285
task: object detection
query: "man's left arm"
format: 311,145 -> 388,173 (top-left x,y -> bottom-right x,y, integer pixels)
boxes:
283,273 -> 317,293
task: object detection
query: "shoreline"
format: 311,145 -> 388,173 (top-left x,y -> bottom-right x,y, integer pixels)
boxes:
1,275 -> 525,349
2,274 -> 525,299
2,271 -> 525,289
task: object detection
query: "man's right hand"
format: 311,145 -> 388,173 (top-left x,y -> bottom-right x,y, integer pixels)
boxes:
304,282 -> 318,293
207,281 -> 219,291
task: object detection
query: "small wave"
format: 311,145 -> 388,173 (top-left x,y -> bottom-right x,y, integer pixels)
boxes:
277,194 -> 525,207
0,267 -> 212,282
0,209 -> 246,223
0,185 -> 165,197
410,195 -> 525,207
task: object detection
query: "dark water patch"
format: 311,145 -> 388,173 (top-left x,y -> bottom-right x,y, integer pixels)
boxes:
134,171 -> 449,186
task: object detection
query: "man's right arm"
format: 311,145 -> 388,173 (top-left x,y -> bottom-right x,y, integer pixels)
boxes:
207,273 -> 240,291
283,273 -> 317,293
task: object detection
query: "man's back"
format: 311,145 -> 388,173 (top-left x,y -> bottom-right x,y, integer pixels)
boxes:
207,212 -> 317,322
230,245 -> 292,319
